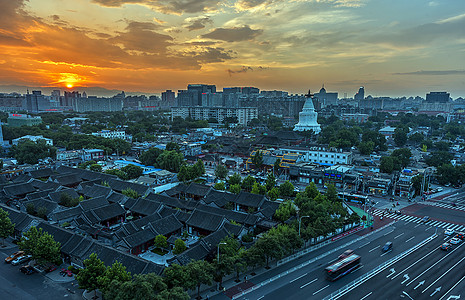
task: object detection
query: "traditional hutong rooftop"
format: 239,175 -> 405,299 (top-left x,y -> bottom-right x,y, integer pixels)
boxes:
0,165 -> 280,272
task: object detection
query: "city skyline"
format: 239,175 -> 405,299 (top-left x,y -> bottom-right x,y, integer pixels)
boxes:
0,0 -> 464,97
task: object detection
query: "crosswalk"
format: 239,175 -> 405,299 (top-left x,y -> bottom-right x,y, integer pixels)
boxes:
372,209 -> 465,232
421,201 -> 465,212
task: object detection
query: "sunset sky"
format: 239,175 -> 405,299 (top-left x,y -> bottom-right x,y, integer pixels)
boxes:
0,0 -> 464,97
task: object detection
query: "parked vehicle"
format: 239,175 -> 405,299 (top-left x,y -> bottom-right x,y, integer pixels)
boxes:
422,216 -> 430,223
45,265 -> 57,273
456,232 -> 465,240
4,251 -> 24,264
19,265 -> 36,275
338,249 -> 354,260
12,254 -> 32,266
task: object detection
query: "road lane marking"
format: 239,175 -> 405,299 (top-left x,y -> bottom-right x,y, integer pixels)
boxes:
394,233 -> 404,239
300,278 -> 317,289
415,223 -> 422,228
257,296 -> 264,300
406,242 -> 465,286
381,250 -> 392,257
425,227 -> 432,231
439,275 -> 465,300
369,245 -> 380,252
392,243 -> 435,279
422,256 -> 465,293
405,236 -> 415,243
386,268 -> 396,278
401,274 -> 410,284
361,241 -> 371,248
360,291 -> 372,300
384,230 -> 394,236
312,284 -> 329,295
290,273 -> 307,283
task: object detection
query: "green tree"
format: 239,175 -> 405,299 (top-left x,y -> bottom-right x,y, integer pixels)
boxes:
251,183 -> 266,195
409,132 -> 424,145
215,237 -> 240,288
112,273 -> 167,300
393,127 -> 408,147
140,148 -> 163,167
186,260 -> 214,299
0,208 -> 14,246
26,203 -> 36,215
37,206 -> 48,219
154,235 -> 168,249
265,173 -> 276,191
98,260 -> 132,298
241,175 -> 256,192
391,148 -> 412,168
215,164 -> 229,180
105,169 -> 129,180
358,141 -> 375,155
59,193 -> 79,207
90,164 -> 102,172
193,160 -> 206,178
166,142 -> 180,152
214,182 -> 225,190
76,253 -> 106,298
177,165 -> 190,183
228,173 -> 242,186
173,239 -> 186,255
425,151 -> 454,167
274,200 -> 296,222
11,140 -> 57,164
163,264 -> 189,289
155,287 -> 189,300
268,187 -> 279,201
157,150 -> 184,173
380,156 -> 394,173
273,158 -> 281,175
251,150 -> 264,170
278,181 -> 294,198
19,227 -> 61,265
121,164 -> 144,179
229,184 -> 241,194
122,188 -> 141,199
325,184 -> 338,202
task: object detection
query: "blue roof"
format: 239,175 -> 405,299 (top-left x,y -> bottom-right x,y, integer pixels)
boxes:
114,160 -> 161,172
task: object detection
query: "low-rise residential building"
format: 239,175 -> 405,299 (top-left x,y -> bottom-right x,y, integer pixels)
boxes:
82,149 -> 105,161
276,146 -> 353,165
92,130 -> 130,141
12,135 -> 53,146
7,113 -> 42,127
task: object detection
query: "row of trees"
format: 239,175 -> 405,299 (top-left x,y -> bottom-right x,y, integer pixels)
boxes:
177,160 -> 206,183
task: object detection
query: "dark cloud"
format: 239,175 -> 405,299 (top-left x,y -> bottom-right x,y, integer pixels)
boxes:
92,0 -> 221,14
227,65 -> 268,76
235,0 -> 271,9
202,25 -> 263,42
125,21 -> 162,31
184,16 -> 212,31
110,21 -> 172,53
189,47 -> 234,63
394,70 -> 465,76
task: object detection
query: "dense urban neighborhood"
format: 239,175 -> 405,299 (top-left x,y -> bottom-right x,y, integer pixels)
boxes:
0,86 -> 465,299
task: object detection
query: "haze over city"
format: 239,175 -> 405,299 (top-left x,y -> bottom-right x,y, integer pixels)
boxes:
0,0 -> 464,97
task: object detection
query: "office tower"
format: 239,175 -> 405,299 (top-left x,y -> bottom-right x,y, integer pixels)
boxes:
354,86 -> 365,100
426,92 -> 450,103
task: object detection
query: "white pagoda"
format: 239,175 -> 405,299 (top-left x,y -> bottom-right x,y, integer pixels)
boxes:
294,90 -> 321,134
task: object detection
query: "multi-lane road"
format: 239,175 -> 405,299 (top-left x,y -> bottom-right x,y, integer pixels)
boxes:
236,220 -> 436,300
338,233 -> 465,300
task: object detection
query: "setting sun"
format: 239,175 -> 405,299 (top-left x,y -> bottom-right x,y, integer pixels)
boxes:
66,83 -> 73,89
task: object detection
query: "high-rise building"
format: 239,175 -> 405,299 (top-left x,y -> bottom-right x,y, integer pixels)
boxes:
314,85 -> 338,108
24,90 -> 50,113
63,91 -> 81,108
354,86 -> 365,100
426,92 -> 450,103
177,84 -> 216,107
161,90 -> 176,107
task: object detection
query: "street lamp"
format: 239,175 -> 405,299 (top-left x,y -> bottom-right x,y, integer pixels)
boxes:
298,215 -> 311,237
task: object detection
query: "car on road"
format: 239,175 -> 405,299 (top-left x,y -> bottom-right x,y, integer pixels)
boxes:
338,249 -> 354,260
455,232 -> 464,240
436,187 -> 443,192
422,216 -> 430,223
440,242 -> 451,251
11,254 -> 32,266
450,237 -> 461,245
445,228 -> 454,236
19,265 -> 36,275
382,242 -> 393,252
4,251 -> 24,264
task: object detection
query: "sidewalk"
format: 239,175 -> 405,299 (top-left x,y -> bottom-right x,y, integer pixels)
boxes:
201,221 -> 393,300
